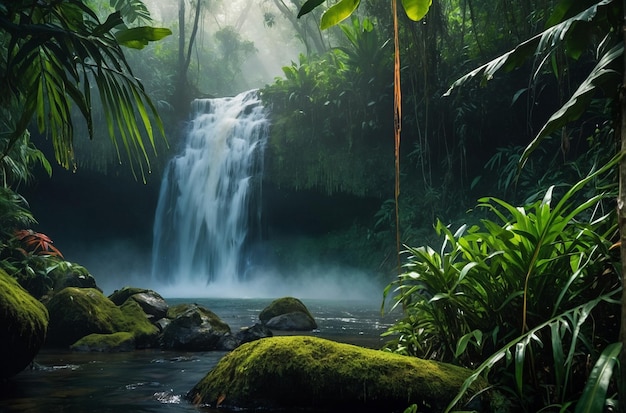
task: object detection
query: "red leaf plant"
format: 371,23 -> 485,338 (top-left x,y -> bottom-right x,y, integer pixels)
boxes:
13,229 -> 64,258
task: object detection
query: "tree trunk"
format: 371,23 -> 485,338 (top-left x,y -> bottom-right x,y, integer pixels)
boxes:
173,0 -> 188,118
619,0 -> 626,409
271,0 -> 327,54
173,0 -> 203,120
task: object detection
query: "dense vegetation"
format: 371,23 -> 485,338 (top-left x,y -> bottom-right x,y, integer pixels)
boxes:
264,0 -> 624,411
0,0 -> 623,411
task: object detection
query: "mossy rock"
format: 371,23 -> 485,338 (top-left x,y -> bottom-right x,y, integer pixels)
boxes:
108,286 -> 149,305
188,336 -> 487,411
46,287 -> 159,348
70,332 -> 135,352
161,303 -> 232,351
109,286 -> 168,320
258,297 -> 315,325
167,303 -> 195,319
0,269 -> 49,379
46,288 -> 118,346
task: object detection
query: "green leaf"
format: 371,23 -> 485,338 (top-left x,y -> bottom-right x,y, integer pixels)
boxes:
320,0 -> 360,30
115,26 -> 172,49
297,0 -> 326,18
574,342 -> 622,413
401,0 -> 432,21
455,329 -> 483,358
519,42 -> 622,168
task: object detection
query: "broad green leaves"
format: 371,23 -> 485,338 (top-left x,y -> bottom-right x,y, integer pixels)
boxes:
298,0 -> 432,28
443,0 -> 620,169
521,42 -> 622,167
1,1 -> 171,179
575,342 -> 622,413
444,0 -> 616,95
320,0 -> 360,30
384,157 -> 621,410
297,0 -> 326,18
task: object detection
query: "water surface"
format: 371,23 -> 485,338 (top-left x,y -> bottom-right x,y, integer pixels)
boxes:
0,298 -> 396,413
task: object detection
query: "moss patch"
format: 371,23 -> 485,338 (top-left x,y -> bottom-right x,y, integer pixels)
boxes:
70,332 -> 135,352
188,336 -> 486,411
117,299 -> 159,348
0,269 -> 49,378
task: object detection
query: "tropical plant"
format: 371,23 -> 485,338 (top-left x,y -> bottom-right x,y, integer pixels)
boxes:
0,187 -> 35,238
442,1 -> 626,407
12,229 -> 63,258
0,0 -> 172,179
383,158 -> 621,411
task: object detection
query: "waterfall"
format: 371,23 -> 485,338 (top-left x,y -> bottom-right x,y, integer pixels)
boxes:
151,90 -> 268,287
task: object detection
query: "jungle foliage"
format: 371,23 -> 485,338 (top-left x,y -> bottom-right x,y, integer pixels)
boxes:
261,0 -> 619,268
262,16 -> 395,197
0,0 -> 171,179
0,0 -> 169,296
383,160 -> 620,411
283,0 -> 624,411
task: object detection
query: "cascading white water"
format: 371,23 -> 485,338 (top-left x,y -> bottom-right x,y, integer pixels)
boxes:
151,90 -> 268,287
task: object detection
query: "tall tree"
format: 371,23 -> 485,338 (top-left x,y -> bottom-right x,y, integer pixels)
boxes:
173,0 -> 204,117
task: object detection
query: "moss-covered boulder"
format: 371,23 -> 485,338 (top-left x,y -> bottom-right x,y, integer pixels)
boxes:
161,303 -> 233,351
259,297 -> 317,330
0,270 -> 49,379
109,286 -> 168,321
188,336 -> 486,412
45,287 -> 159,348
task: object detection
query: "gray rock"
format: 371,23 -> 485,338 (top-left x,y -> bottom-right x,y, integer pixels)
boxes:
161,304 -> 231,351
218,334 -> 240,351
259,297 -> 315,324
265,311 -> 317,331
235,323 -> 273,344
131,292 -> 169,320
155,317 -> 171,332
108,287 -> 169,321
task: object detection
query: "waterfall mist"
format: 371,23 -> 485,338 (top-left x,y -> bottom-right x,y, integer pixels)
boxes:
148,89 -> 382,300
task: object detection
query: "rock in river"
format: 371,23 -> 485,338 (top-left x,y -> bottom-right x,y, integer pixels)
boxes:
161,303 -> 233,351
187,336 -> 487,412
259,296 -> 317,331
45,287 -> 159,348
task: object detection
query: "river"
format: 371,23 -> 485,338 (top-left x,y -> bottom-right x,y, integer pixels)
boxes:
0,298 -> 397,413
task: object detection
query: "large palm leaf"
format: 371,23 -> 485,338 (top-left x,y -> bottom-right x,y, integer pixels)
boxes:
0,0 -> 171,179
